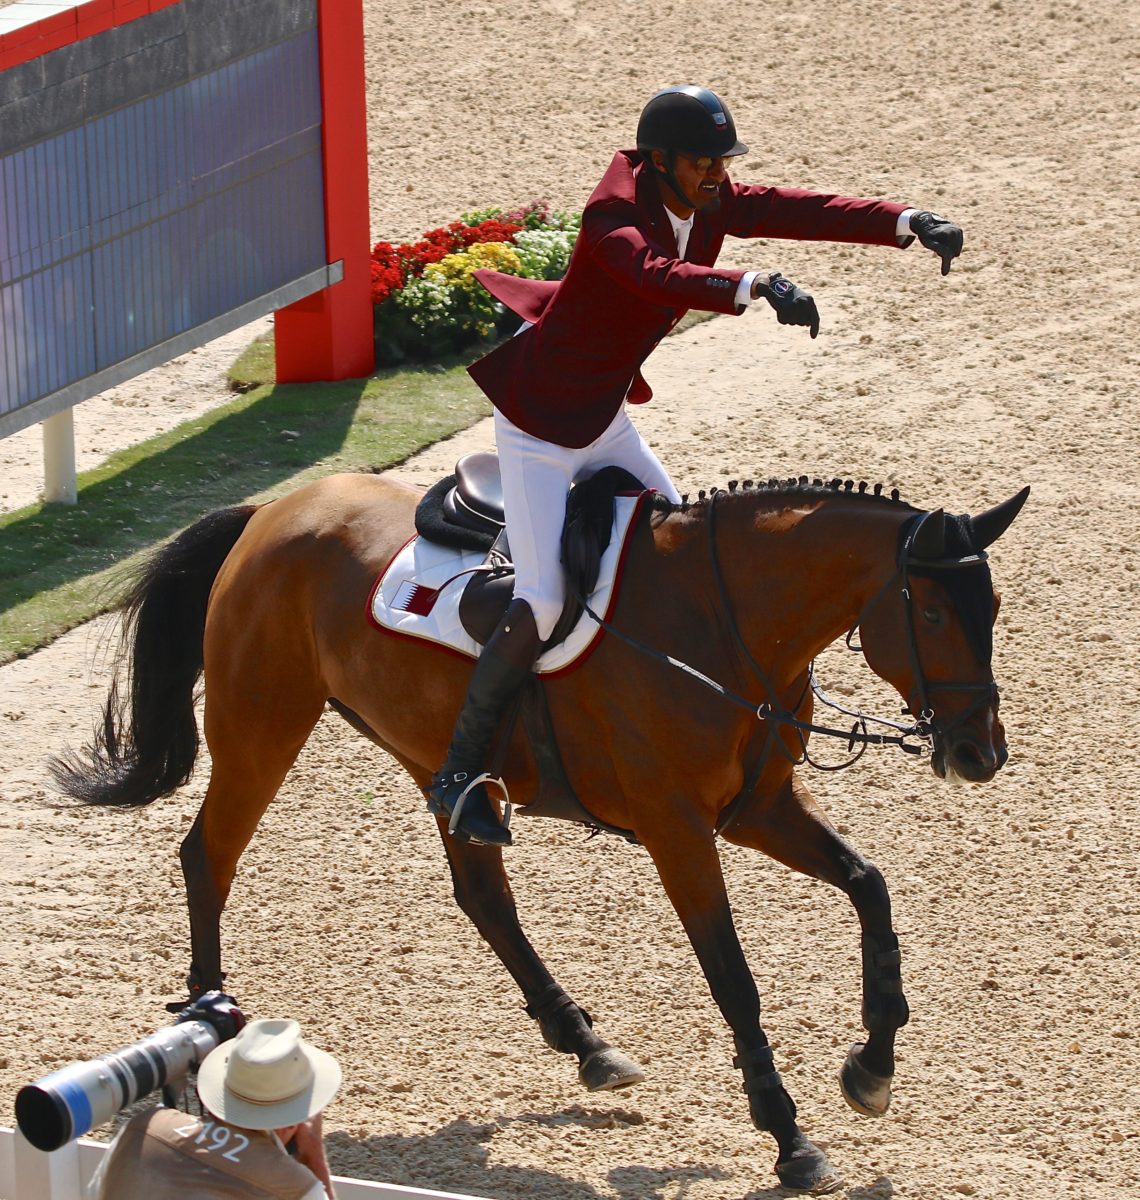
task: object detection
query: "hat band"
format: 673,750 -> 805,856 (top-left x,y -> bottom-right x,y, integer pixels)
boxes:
226,1083 -> 309,1106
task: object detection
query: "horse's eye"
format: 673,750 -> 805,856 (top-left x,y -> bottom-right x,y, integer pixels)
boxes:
922,607 -> 943,625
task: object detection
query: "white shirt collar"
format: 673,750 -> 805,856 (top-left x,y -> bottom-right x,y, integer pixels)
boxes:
663,206 -> 695,259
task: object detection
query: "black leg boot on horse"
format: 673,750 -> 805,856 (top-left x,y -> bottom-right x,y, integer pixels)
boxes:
426,598 -> 541,846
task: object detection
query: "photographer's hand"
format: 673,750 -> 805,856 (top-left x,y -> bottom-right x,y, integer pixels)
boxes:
909,210 -> 963,276
753,272 -> 821,338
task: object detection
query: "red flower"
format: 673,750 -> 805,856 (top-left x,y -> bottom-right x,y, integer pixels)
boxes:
370,241 -> 404,305
464,219 -> 523,245
370,216 -> 524,306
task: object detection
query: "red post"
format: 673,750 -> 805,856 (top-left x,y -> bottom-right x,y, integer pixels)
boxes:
274,0 -> 374,381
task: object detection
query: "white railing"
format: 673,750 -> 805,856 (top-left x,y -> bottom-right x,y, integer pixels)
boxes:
0,1127 -> 489,1200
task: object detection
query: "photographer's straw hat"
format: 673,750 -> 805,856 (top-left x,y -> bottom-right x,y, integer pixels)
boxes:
196,1018 -> 342,1131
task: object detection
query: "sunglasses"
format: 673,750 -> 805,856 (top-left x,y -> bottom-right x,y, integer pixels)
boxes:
678,153 -> 739,175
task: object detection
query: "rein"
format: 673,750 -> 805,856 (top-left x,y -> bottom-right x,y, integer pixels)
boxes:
577,496 -> 933,761
702,494 -> 939,772
577,494 -> 997,832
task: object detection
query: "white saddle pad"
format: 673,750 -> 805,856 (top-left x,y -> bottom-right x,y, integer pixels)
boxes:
369,493 -> 647,676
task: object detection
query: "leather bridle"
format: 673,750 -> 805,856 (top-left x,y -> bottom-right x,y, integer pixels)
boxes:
850,508 -> 1000,745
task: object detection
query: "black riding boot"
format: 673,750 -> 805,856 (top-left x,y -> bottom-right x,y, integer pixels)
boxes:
426,599 -> 541,846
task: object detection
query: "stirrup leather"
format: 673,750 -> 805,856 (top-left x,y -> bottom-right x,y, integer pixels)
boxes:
436,770 -> 513,837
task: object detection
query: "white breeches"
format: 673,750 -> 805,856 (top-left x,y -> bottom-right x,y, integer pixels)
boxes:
494,406 -> 681,641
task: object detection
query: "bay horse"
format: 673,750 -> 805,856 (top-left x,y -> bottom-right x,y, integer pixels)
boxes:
53,468 -> 1028,1194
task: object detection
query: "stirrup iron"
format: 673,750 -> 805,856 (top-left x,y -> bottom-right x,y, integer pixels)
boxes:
442,771 -> 513,837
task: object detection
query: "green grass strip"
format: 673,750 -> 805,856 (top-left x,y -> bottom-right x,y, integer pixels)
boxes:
0,357 -> 489,663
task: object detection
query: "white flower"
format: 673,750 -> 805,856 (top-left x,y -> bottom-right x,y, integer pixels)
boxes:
393,274 -> 454,330
512,228 -> 578,279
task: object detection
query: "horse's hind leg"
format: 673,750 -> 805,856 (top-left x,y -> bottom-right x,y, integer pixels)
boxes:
437,832 -> 644,1092
178,690 -> 326,1001
723,771 -> 909,1118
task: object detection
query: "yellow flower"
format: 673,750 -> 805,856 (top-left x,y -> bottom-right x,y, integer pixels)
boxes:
425,242 -> 522,293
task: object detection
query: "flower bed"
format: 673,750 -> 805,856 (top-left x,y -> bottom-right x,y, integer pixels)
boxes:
370,200 -> 580,365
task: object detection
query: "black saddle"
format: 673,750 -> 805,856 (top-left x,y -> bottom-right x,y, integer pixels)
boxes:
416,451 -> 506,547
414,452 -> 644,648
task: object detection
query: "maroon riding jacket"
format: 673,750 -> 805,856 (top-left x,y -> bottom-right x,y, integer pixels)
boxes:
468,150 -> 910,449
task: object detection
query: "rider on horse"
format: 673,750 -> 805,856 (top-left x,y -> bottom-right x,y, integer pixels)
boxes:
425,84 -> 965,846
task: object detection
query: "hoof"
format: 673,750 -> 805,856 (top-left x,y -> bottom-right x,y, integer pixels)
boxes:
578,1047 -> 645,1092
840,1042 -> 893,1117
775,1142 -> 843,1194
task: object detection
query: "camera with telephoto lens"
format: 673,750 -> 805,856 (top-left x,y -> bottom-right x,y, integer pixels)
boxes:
14,991 -> 244,1152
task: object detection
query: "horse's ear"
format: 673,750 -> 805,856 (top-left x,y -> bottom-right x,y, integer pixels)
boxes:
909,509 -> 946,559
969,486 -> 1030,551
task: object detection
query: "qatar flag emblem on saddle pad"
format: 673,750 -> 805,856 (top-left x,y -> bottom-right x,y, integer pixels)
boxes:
368,493 -> 645,676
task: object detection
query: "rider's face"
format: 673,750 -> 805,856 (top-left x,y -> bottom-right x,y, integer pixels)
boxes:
652,150 -> 734,217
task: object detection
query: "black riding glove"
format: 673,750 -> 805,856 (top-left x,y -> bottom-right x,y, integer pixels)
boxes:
755,272 -> 821,338
909,210 -> 963,276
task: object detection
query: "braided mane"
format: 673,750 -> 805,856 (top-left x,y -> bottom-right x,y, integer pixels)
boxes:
648,475 -> 994,660
649,475 -> 917,517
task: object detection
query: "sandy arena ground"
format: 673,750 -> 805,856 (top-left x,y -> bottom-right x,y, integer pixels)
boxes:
1,2 -> 1138,1198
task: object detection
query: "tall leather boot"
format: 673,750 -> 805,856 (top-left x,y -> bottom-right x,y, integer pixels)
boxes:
426,599 -> 541,846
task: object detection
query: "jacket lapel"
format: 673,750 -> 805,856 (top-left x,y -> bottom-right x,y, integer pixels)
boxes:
634,162 -> 678,257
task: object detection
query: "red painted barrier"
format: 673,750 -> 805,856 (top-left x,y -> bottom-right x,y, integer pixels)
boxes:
273,0 -> 375,382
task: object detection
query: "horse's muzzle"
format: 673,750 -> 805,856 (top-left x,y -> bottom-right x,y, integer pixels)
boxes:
930,731 -> 1008,783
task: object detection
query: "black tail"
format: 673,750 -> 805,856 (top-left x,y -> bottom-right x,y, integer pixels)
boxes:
51,505 -> 259,807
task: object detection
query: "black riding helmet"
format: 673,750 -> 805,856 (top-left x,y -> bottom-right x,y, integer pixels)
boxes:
636,86 -> 748,159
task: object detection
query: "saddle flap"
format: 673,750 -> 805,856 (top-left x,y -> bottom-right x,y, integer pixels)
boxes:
459,569 -> 516,644
458,527 -> 514,644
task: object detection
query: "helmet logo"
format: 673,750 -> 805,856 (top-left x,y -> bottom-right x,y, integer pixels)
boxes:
712,112 -> 727,126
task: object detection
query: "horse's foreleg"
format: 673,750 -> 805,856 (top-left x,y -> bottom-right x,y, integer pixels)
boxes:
723,771 -> 908,1117
640,821 -> 842,1194
438,832 -> 644,1092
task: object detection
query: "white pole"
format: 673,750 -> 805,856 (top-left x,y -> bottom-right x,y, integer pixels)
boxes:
42,408 -> 78,505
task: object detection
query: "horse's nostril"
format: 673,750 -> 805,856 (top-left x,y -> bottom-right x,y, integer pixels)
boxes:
952,738 -> 999,780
